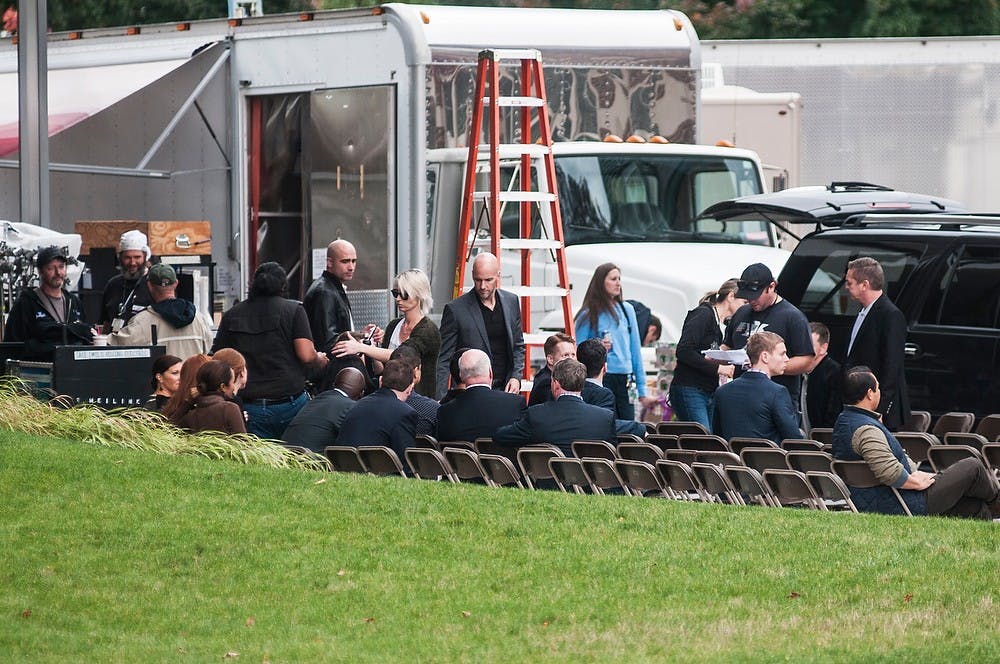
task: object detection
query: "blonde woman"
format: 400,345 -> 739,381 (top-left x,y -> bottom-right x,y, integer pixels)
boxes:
333,269 -> 440,397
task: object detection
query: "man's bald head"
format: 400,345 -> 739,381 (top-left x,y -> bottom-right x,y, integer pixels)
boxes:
334,367 -> 366,400
458,348 -> 492,386
472,252 -> 500,305
327,239 -> 357,282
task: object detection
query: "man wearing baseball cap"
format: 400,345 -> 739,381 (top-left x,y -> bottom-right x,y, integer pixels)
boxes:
109,263 -> 214,359
100,229 -> 153,333
4,245 -> 94,360
721,262 -> 814,413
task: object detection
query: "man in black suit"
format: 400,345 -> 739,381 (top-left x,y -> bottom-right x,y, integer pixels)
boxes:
303,239 -> 357,353
436,253 -> 526,398
283,367 -> 366,452
336,360 -> 418,461
527,332 -> 576,406
495,359 -> 616,455
803,322 -> 842,431
844,257 -> 910,430
391,345 -> 439,437
576,338 -> 645,438
436,349 -> 527,442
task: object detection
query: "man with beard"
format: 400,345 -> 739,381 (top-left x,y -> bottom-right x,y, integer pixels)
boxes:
4,245 -> 94,360
100,229 -> 153,333
109,264 -> 214,359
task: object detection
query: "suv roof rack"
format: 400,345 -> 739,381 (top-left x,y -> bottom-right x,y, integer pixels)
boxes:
841,213 -> 1000,229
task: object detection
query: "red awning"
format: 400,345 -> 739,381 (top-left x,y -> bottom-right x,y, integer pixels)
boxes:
0,112 -> 89,157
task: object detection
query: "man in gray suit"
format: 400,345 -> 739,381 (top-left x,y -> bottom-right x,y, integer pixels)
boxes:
436,252 -> 526,399
282,367 -> 366,452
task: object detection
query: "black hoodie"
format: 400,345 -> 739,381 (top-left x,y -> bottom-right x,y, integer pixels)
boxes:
151,297 -> 197,328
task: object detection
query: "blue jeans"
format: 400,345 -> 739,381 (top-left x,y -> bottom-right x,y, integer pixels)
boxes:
244,391 -> 309,440
668,383 -> 714,433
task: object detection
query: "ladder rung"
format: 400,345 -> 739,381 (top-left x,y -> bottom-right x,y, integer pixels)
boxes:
484,96 -> 546,108
522,333 -> 550,345
471,238 -> 564,251
505,286 -> 569,297
473,191 -> 556,203
481,48 -> 541,61
477,144 -> 551,159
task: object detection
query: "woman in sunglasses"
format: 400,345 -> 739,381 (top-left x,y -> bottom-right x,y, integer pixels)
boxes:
332,269 -> 440,397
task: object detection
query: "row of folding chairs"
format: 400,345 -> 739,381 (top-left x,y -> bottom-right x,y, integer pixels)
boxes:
903,411 -> 1000,441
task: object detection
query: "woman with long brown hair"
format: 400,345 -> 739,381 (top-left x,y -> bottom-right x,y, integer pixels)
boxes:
161,353 -> 210,423
143,354 -> 182,412
573,262 -> 649,420
177,360 -> 247,435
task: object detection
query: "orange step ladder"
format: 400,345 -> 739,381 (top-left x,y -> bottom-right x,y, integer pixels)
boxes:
452,48 -> 575,380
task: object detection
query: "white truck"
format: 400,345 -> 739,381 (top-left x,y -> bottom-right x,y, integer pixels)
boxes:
0,4 -> 790,349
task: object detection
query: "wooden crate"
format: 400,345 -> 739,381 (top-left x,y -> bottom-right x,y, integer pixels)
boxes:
75,220 -> 211,257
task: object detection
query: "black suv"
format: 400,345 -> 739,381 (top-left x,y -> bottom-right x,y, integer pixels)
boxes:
703,183 -> 1000,417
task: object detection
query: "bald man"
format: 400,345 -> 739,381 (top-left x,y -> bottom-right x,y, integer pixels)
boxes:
436,252 -> 525,399
282,367 -> 366,452
303,239 -> 358,353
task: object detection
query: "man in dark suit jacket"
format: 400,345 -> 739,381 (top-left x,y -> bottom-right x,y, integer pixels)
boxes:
844,257 -> 910,430
714,331 -> 802,444
577,338 -> 646,438
303,239 -> 356,353
436,253 -> 526,398
283,367 -> 366,452
495,359 -> 616,455
336,360 -> 418,461
527,333 -> 576,406
436,349 -> 527,442
803,322 -> 842,431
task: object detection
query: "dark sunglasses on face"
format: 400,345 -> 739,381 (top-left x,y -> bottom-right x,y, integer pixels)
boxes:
737,280 -> 766,291
391,288 -> 409,300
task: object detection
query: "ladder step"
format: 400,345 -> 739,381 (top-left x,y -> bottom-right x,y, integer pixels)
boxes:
471,238 -> 564,251
480,48 -> 541,61
473,191 -> 556,203
506,286 -> 569,297
477,144 -> 551,159
522,333 -> 550,345
484,96 -> 546,108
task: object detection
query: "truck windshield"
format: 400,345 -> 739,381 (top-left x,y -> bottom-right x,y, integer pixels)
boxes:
553,154 -> 770,247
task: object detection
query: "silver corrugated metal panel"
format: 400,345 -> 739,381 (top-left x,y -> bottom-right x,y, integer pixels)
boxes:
705,37 -> 1000,211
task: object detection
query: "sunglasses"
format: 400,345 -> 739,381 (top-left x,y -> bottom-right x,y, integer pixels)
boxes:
391,288 -> 409,300
737,279 -> 767,291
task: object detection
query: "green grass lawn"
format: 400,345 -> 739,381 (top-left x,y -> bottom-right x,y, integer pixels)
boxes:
2,431 -> 998,662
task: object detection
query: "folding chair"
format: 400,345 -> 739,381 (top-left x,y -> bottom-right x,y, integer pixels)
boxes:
932,411 -> 975,438
663,448 -> 699,465
902,410 -> 931,433
414,433 -> 440,450
787,450 -> 833,474
517,446 -> 565,490
781,439 -> 824,452
678,433 -> 731,452
695,450 -> 742,468
646,434 -> 680,451
725,465 -> 779,507
405,447 -> 456,482
832,460 -> 913,516
974,414 -> 1000,442
616,433 -> 645,446
549,457 -> 597,494
283,445 -> 331,470
691,461 -> 742,504
581,458 -> 630,495
656,420 -> 709,436
437,440 -> 476,452
357,446 -> 406,477
615,459 -> 669,497
808,428 -> 834,446
944,432 -> 989,452
655,459 -> 705,501
895,432 -> 936,465
740,447 -> 790,473
617,441 -> 664,466
806,471 -> 858,512
474,437 -> 498,455
324,445 -> 367,473
730,437 -> 778,455
982,443 -> 1000,479
479,454 -> 525,488
926,445 -> 985,473
571,440 -> 618,461
443,447 -> 493,485
762,469 -> 824,509
642,421 -> 657,435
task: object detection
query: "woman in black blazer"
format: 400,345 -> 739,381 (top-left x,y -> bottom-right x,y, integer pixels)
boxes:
332,269 -> 441,397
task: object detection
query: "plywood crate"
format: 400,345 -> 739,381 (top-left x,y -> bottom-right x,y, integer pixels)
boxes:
75,221 -> 211,257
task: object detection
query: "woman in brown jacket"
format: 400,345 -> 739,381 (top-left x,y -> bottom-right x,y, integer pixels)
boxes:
177,360 -> 247,435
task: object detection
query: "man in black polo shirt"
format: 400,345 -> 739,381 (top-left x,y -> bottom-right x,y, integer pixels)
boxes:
436,252 -> 526,398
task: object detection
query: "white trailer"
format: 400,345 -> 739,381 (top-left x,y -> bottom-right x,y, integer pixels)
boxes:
0,4 -> 790,346
705,36 -> 1000,211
